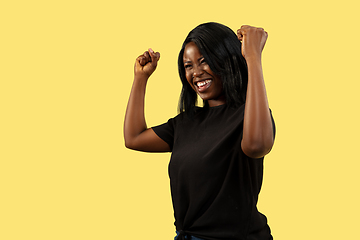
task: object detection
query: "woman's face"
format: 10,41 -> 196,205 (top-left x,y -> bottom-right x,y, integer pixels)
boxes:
183,42 -> 225,107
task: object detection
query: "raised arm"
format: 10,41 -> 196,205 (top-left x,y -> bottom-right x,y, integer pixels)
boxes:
237,26 -> 274,159
124,48 -> 171,152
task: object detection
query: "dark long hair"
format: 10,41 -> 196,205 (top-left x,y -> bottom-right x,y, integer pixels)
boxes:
178,22 -> 248,114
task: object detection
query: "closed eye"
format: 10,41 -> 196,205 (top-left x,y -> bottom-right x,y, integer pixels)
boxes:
184,64 -> 192,69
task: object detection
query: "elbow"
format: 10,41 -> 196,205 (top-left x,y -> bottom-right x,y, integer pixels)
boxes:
124,137 -> 136,150
241,138 -> 274,159
124,141 -> 131,149
124,136 -> 144,151
124,139 -> 132,149
125,141 -> 138,151
124,130 -> 139,150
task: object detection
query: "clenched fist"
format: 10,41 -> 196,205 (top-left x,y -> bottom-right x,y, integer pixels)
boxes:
237,25 -> 268,60
134,48 -> 161,79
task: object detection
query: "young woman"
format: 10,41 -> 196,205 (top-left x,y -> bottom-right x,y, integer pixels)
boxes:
124,22 -> 275,240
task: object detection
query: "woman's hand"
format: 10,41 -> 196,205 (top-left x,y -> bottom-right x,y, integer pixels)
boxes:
237,25 -> 268,60
134,48 -> 161,79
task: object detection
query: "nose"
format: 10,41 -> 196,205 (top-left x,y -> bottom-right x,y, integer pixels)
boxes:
193,65 -> 204,78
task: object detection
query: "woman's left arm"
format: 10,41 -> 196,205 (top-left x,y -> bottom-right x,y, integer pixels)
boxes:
237,25 -> 274,159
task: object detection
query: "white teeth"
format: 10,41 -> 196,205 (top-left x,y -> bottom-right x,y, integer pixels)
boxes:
196,79 -> 211,87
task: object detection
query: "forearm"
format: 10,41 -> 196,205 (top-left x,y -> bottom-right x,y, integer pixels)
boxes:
242,57 -> 274,158
123,76 -> 148,148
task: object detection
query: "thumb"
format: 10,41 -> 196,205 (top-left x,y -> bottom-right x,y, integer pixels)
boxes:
149,48 -> 160,66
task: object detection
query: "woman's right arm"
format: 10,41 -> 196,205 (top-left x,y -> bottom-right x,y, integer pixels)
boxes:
123,48 -> 171,152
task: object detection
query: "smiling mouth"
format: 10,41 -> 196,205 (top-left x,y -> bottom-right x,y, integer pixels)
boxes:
195,79 -> 212,92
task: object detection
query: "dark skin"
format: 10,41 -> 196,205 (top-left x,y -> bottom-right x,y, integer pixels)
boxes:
124,25 -> 274,158
123,48 -> 170,152
183,42 -> 225,107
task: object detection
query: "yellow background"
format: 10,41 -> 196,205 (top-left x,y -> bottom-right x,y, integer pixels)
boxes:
1,0 -> 359,239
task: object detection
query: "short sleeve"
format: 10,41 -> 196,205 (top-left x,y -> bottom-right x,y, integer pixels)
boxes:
152,117 -> 176,151
270,109 -> 276,138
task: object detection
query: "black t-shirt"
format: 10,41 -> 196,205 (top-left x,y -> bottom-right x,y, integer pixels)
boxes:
152,104 -> 275,240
